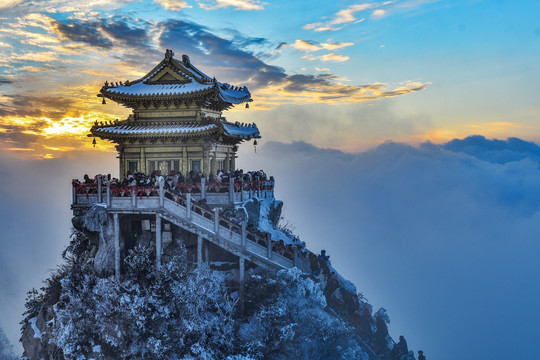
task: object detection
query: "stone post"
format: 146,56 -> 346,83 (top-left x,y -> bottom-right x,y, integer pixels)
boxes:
97,175 -> 102,203
72,179 -> 77,205
106,181 -> 111,208
131,186 -> 136,207
156,214 -> 162,272
159,178 -> 164,208
241,221 -> 247,248
266,233 -> 272,260
229,179 -> 235,204
213,207 -> 220,234
239,255 -> 245,315
114,213 -> 120,280
204,242 -> 209,265
239,256 -> 245,282
197,234 -> 203,269
186,193 -> 192,219
201,177 -> 206,200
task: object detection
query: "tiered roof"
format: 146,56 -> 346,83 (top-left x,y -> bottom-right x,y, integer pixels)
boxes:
98,49 -> 252,111
90,119 -> 260,143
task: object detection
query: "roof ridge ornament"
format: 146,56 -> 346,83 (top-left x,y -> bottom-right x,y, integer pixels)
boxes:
182,54 -> 190,65
165,49 -> 174,61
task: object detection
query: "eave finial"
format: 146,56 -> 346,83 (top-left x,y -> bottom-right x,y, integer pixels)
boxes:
182,54 -> 190,65
165,49 -> 174,61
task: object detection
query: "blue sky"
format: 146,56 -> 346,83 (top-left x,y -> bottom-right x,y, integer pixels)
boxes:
1,0 -> 540,359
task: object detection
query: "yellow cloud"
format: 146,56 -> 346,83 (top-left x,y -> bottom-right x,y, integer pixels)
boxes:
290,39 -> 354,52
153,0 -> 192,11
302,53 -> 350,63
253,80 -> 429,108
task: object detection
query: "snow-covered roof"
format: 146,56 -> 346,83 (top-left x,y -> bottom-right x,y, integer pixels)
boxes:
90,119 -> 259,141
106,81 -> 213,97
223,122 -> 260,139
91,122 -> 219,138
99,50 -> 251,108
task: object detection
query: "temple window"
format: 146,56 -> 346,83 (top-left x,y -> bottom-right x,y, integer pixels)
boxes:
191,160 -> 201,173
128,161 -> 138,174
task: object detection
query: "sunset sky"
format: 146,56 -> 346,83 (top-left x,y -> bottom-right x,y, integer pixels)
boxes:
2,1 -> 540,359
1,0 -> 539,158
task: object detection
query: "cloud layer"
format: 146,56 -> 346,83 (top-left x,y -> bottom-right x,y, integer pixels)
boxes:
236,136 -> 540,360
1,135 -> 540,360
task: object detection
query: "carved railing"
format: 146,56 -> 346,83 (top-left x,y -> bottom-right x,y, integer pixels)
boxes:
72,178 -> 307,271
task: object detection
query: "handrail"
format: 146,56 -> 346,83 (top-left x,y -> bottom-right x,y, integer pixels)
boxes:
162,189 -> 295,260
73,183 -> 299,266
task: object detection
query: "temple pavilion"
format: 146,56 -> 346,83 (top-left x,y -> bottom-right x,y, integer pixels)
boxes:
90,49 -> 259,178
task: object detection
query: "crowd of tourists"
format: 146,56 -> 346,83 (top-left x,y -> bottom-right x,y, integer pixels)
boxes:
73,169 -> 274,195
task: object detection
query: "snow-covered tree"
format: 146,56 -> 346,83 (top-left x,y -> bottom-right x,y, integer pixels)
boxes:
0,328 -> 17,360
50,243 -> 237,359
239,268 -> 368,360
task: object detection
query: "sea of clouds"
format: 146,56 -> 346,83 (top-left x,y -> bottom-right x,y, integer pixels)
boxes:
1,136 -> 540,359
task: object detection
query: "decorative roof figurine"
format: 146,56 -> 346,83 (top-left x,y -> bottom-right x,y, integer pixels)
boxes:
90,49 -> 259,177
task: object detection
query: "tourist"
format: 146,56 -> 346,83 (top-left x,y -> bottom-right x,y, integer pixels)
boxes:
396,336 -> 409,360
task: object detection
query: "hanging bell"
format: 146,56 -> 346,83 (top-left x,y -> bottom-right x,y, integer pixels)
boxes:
253,139 -> 257,153
245,102 -> 249,109
92,138 -> 97,147
102,98 -> 106,105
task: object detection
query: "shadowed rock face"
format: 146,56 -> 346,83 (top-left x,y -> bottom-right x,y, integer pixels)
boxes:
243,197 -> 283,228
72,206 -> 116,275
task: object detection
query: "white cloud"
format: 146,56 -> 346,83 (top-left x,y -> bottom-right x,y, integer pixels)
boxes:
0,0 -> 23,9
304,2 -> 393,32
197,0 -> 265,10
371,9 -> 386,17
238,136 -> 540,360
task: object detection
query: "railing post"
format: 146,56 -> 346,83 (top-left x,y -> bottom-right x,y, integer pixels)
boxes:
156,214 -> 162,273
213,207 -> 220,234
229,179 -> 234,204
205,243 -> 209,266
186,193 -> 191,219
106,181 -> 111,208
159,179 -> 164,208
131,186 -> 136,208
239,256 -> 245,282
197,234 -> 203,269
239,255 -> 245,315
72,179 -> 77,205
266,233 -> 272,260
201,177 -> 206,200
241,221 -> 247,248
97,175 -> 102,203
240,180 -> 244,202
114,213 -> 120,280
